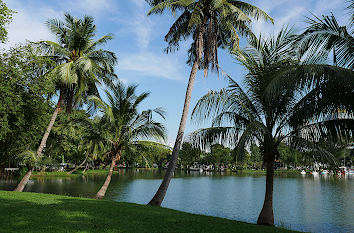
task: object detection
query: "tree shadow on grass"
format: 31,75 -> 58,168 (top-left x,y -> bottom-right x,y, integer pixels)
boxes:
0,191 -> 296,233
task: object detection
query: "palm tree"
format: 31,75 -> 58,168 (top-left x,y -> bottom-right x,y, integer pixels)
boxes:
146,0 -> 273,206
13,13 -> 117,192
297,5 -> 353,68
90,81 -> 167,199
189,28 -> 354,225
66,117 -> 108,174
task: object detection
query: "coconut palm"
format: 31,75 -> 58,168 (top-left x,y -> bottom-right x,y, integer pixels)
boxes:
189,28 -> 354,225
13,14 -> 117,192
90,81 -> 167,199
146,0 -> 273,206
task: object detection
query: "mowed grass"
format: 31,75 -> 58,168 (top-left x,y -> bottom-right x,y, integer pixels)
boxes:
0,191 -> 298,233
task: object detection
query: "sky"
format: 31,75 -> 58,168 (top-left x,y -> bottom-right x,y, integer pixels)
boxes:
1,0 -> 349,146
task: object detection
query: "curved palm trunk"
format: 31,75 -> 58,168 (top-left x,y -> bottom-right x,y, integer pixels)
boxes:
67,155 -> 88,174
95,153 -> 121,199
257,161 -> 274,225
148,61 -> 200,206
13,168 -> 33,192
37,91 -> 65,156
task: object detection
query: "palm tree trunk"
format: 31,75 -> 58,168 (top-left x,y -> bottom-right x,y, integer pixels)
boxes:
67,155 -> 88,174
37,90 -> 65,156
13,168 -> 33,192
95,153 -> 120,199
257,161 -> 274,225
148,57 -> 201,206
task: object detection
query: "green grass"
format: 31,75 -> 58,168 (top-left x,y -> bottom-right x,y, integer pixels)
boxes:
0,191 -> 298,233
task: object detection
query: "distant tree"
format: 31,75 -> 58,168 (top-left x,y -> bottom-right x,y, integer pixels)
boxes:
179,142 -> 201,169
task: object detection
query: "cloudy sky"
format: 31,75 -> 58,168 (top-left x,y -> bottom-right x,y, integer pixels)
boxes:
2,0 -> 349,145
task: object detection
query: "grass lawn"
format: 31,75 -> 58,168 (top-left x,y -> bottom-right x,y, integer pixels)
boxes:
0,191 -> 298,233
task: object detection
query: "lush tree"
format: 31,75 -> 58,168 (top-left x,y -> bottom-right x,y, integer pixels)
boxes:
0,45 -> 54,168
189,28 -> 354,225
0,0 -> 15,43
132,141 -> 171,168
146,0 -> 273,206
90,81 -> 167,199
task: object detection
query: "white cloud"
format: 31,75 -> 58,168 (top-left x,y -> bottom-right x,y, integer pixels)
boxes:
119,52 -> 183,80
0,5 -> 59,48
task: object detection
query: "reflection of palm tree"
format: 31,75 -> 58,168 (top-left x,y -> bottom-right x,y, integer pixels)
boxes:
90,81 -> 166,199
189,28 -> 354,225
146,0 -> 273,207
14,14 -> 117,192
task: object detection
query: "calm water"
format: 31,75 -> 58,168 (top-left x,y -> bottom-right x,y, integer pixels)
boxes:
1,169 -> 353,233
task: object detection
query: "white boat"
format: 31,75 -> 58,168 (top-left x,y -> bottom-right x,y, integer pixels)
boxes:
199,168 -> 203,172
311,171 -> 319,175
321,170 -> 329,175
300,170 -> 306,175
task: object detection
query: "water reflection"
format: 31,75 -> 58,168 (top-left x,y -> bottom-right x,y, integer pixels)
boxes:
0,170 -> 353,233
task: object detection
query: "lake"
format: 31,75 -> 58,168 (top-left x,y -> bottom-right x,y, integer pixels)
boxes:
1,169 -> 353,233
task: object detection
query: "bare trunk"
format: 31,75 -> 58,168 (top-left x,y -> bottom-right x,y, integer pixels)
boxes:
257,161 -> 274,225
95,153 -> 120,199
148,54 -> 201,206
13,169 -> 33,192
67,155 -> 88,174
66,88 -> 74,117
37,91 -> 64,156
82,163 -> 88,173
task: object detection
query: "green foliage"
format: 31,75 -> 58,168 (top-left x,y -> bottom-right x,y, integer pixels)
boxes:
46,110 -> 92,164
0,45 -> 55,167
90,81 -> 167,161
179,142 -> 201,168
36,13 -> 117,114
146,0 -> 273,73
0,0 -> 15,43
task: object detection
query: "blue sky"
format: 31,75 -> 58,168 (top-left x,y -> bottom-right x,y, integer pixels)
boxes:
2,0 -> 349,146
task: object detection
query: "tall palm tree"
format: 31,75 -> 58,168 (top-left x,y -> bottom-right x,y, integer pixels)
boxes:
146,0 -> 273,206
90,81 -> 167,199
14,13 -> 117,192
188,28 -> 354,225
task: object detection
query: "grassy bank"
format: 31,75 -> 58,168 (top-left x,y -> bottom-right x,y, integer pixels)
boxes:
31,169 -> 116,177
0,191 -> 297,233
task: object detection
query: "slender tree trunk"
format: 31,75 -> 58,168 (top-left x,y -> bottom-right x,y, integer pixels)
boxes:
13,168 -> 33,192
37,91 -> 65,156
66,88 -> 74,117
95,153 -> 121,199
67,155 -> 88,174
257,161 -> 274,225
148,49 -> 201,206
